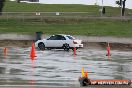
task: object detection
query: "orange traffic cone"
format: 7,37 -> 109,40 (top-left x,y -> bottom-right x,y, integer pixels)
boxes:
30,43 -> 36,61
4,47 -> 7,57
85,71 -> 88,78
106,43 -> 111,59
74,47 -> 77,56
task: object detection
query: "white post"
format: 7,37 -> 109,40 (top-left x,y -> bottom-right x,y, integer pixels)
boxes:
101,0 -> 103,16
95,0 -> 97,5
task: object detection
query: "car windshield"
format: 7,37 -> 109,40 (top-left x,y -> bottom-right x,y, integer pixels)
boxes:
66,35 -> 75,40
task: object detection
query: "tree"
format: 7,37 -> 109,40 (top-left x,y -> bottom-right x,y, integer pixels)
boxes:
116,0 -> 127,16
0,0 -> 5,15
122,0 -> 126,16
17,0 -> 21,3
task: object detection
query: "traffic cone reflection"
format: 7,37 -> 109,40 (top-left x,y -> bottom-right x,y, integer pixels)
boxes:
29,62 -> 35,85
29,80 -> 35,85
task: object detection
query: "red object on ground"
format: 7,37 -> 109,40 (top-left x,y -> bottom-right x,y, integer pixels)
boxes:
30,43 -> 36,61
106,43 -> 111,58
29,80 -> 35,85
107,47 -> 110,55
4,47 -> 7,57
74,47 -> 77,56
85,71 -> 88,78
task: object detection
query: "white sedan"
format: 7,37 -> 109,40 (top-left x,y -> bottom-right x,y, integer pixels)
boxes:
35,34 -> 83,51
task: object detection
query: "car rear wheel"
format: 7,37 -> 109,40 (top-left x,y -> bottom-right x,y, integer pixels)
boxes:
63,43 -> 70,51
38,42 -> 45,50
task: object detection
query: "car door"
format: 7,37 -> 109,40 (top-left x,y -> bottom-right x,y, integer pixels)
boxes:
45,35 -> 66,48
45,35 -> 58,47
56,35 -> 67,47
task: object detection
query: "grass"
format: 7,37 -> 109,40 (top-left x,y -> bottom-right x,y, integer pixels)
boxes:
1,0 -> 132,37
3,0 -> 100,12
3,0 -> 132,16
0,19 -> 132,37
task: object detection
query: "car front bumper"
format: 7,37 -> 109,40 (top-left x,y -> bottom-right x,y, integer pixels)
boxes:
74,44 -> 83,48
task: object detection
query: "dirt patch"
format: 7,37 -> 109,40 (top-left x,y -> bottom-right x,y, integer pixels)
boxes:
83,42 -> 132,51
0,40 -> 33,47
0,40 -> 132,50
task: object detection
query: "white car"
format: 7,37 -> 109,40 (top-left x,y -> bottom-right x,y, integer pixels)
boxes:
35,34 -> 83,51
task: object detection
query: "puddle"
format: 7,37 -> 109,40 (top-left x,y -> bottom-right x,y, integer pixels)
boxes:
0,47 -> 132,87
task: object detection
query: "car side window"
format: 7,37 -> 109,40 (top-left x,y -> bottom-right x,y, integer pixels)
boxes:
57,35 -> 66,40
61,36 -> 66,40
66,36 -> 74,40
47,35 -> 66,40
48,35 -> 57,40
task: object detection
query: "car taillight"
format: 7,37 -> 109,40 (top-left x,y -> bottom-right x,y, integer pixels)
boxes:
73,41 -> 77,44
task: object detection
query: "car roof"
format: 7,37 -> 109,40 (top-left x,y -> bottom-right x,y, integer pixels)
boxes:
55,34 -> 72,37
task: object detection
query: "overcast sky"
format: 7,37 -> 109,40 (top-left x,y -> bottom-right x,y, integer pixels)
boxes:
39,0 -> 132,9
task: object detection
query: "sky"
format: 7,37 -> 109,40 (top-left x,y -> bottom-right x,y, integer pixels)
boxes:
39,0 -> 132,9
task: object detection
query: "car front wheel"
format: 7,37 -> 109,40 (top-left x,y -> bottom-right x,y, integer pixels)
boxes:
38,42 -> 45,51
63,43 -> 70,51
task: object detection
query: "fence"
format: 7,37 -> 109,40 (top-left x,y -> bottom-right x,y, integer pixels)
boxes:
0,12 -> 132,22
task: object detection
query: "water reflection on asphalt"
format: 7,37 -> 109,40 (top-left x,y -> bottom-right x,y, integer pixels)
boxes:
0,47 -> 132,87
